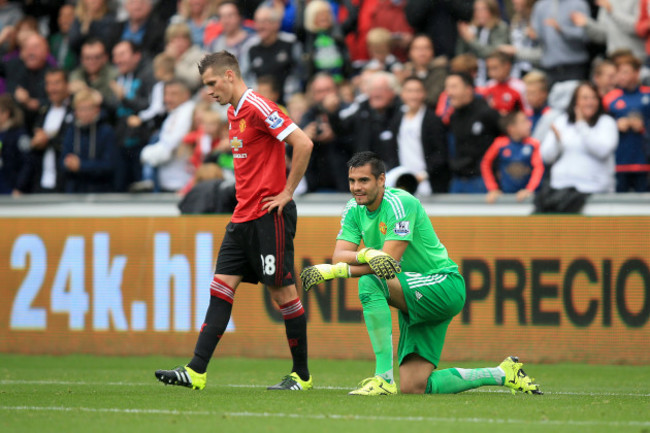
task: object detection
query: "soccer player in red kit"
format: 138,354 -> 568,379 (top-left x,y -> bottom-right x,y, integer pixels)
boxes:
155,51 -> 314,391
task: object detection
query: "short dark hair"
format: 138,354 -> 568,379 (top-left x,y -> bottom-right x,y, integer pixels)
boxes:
45,67 -> 68,81
164,77 -> 191,93
500,110 -> 524,132
82,37 -> 106,52
446,71 -> 474,88
198,50 -> 241,77
347,152 -> 386,178
114,39 -> 142,54
402,75 -> 425,88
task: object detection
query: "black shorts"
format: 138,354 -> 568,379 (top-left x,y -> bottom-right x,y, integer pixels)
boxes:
215,200 -> 297,287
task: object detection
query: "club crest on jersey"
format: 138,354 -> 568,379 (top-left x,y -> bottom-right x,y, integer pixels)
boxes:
379,222 -> 387,235
394,221 -> 410,236
239,119 -> 247,133
230,136 -> 243,150
265,111 -> 284,129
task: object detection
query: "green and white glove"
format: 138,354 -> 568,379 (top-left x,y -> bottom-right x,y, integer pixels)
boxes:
356,248 -> 402,280
300,262 -> 351,291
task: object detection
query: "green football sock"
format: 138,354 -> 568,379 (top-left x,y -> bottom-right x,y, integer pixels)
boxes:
358,275 -> 394,384
426,367 -> 505,394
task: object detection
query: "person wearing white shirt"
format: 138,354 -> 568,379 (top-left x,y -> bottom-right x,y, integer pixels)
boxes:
541,82 -> 618,193
139,79 -> 196,192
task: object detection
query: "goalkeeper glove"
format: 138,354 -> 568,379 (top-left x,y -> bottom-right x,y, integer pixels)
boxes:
300,262 -> 351,291
356,248 -> 402,280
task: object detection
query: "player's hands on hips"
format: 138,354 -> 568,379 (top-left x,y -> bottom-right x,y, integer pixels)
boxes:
356,248 -> 402,280
300,263 -> 351,291
261,189 -> 292,215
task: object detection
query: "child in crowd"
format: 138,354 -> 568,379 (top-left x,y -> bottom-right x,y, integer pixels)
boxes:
128,53 -> 176,128
179,109 -> 231,195
484,51 -> 528,115
481,110 -> 544,203
363,27 -> 404,74
522,70 -> 550,131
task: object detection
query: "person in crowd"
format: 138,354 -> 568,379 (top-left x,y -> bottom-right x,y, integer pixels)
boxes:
456,0 -> 509,87
0,94 -> 29,195
571,0 -> 645,60
1,15 -> 40,61
363,27 -> 404,74
498,0 -> 541,78
481,110 -> 544,203
636,0 -> 650,64
69,38 -> 119,117
530,0 -> 591,85
60,88 -> 117,193
163,22 -> 204,92
16,67 -> 73,194
325,71 -> 402,171
68,0 -> 116,55
138,78 -> 196,192
541,82 -> 618,193
207,1 -> 255,80
435,53 -> 481,126
171,0 -> 218,49
523,70 -> 550,132
109,0 -> 166,60
49,4 -> 77,72
592,58 -> 618,98
603,53 -> 650,192
301,72 -> 351,192
387,76 -> 448,195
445,71 -> 501,193
300,0 -> 350,84
247,4 -> 302,104
483,51 -> 528,115
3,32 -> 51,130
111,40 -> 156,191
129,52 -> 175,129
404,0 -> 473,60
0,0 -> 23,55
399,34 -> 448,108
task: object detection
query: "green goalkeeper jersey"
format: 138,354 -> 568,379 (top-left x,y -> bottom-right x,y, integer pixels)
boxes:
337,187 -> 458,275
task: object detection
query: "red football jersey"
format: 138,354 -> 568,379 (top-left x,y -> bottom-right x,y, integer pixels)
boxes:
227,89 -> 297,223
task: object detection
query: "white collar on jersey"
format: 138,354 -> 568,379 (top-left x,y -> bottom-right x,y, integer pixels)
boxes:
234,88 -> 253,116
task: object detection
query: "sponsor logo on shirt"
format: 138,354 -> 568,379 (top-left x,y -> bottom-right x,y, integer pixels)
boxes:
415,291 -> 423,301
394,221 -> 410,236
230,137 -> 243,150
265,111 -> 284,129
472,121 -> 484,135
615,99 -> 626,110
379,222 -> 387,235
239,119 -> 247,133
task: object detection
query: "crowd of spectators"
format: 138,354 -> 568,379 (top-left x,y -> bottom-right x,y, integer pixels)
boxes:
1,0 -> 649,205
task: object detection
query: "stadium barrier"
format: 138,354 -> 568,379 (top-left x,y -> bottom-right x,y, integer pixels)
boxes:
1,215 -> 648,364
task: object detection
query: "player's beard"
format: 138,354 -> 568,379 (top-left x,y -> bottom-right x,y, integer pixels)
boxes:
353,187 -> 380,208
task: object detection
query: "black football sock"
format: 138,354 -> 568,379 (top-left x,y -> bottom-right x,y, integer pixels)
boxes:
187,277 -> 235,374
280,298 -> 309,381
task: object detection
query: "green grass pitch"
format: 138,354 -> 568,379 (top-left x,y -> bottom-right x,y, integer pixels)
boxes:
1,354 -> 649,433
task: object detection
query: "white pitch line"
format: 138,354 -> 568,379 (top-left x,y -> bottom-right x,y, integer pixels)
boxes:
1,380 -> 649,397
0,406 -> 648,427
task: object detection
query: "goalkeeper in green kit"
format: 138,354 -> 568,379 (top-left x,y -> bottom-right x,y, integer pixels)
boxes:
301,152 -> 542,396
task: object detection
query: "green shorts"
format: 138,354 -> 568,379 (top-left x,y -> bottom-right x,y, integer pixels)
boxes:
395,271 -> 466,368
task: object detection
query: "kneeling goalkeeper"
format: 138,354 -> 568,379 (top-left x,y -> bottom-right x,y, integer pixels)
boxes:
301,151 -> 542,396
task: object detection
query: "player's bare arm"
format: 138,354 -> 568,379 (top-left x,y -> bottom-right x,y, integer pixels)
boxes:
261,128 -> 313,215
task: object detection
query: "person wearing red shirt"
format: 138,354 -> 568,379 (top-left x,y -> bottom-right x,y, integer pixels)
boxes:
155,50 -> 314,391
483,51 -> 528,116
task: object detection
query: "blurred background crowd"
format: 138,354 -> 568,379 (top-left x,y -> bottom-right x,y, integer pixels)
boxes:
1,0 -> 649,208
